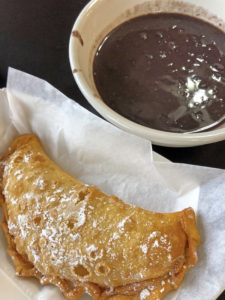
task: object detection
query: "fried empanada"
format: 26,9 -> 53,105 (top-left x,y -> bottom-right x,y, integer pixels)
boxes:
0,134 -> 200,300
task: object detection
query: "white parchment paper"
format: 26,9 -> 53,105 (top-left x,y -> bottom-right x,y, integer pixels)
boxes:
0,68 -> 224,300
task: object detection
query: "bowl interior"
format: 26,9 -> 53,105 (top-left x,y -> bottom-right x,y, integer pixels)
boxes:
69,0 -> 225,147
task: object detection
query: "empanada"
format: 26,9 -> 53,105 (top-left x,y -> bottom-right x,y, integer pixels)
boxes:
0,134 -> 200,299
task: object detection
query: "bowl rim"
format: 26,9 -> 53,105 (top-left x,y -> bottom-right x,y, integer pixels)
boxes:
69,0 -> 225,147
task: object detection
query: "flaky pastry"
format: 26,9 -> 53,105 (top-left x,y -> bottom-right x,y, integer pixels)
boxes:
0,134 -> 200,299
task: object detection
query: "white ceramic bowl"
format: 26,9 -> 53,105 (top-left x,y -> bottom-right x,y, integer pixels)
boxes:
69,0 -> 225,147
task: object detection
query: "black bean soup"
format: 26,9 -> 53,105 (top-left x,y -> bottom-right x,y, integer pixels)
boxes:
93,13 -> 225,133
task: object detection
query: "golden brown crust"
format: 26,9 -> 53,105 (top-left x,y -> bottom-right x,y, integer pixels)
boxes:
0,134 -> 200,299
